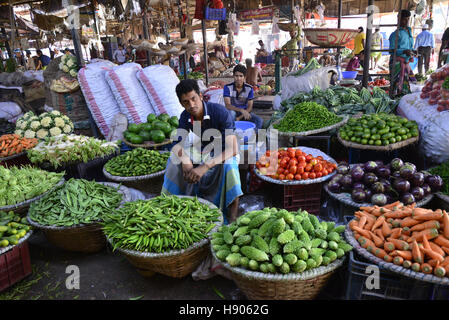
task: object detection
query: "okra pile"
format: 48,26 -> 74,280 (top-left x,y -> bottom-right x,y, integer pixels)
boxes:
104,148 -> 170,177
274,102 -> 342,133
0,211 -> 32,247
103,194 -> 221,253
212,208 -> 353,274
28,179 -> 123,227
0,165 -> 64,207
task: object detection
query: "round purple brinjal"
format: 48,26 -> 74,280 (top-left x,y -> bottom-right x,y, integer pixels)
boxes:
393,178 -> 411,193
332,174 -> 344,183
351,189 -> 366,203
363,173 -> 378,186
422,170 -> 432,181
371,182 -> 385,194
411,172 -> 425,187
364,188 -> 373,201
351,167 -> 365,182
400,164 -> 416,180
401,193 -> 416,205
376,165 -> 391,179
353,182 -> 365,190
422,183 -> 432,196
411,187 -> 425,201
340,174 -> 353,188
385,193 -> 395,204
390,158 -> 404,172
328,180 -> 341,193
374,160 -> 385,167
337,164 -> 350,175
380,179 -> 392,190
364,161 -> 378,173
371,193 -> 388,206
391,171 -> 402,179
426,175 -> 443,192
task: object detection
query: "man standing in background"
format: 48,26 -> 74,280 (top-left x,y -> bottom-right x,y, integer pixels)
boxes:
354,27 -> 366,56
245,58 -> 263,87
414,24 -> 434,75
370,27 -> 383,70
113,44 -> 126,65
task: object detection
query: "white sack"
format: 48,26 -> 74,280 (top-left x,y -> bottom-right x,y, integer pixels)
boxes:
0,102 -> 22,122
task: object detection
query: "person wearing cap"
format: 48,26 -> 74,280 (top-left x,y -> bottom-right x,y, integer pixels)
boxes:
389,9 -> 415,95
25,50 -> 35,70
370,27 -> 383,70
414,24 -> 435,75
53,47 -> 63,58
13,49 -> 25,67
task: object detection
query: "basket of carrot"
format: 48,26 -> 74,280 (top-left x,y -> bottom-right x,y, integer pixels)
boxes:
345,201 -> 449,285
0,134 -> 38,161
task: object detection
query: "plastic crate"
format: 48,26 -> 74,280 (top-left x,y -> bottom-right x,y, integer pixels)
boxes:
205,7 -> 226,20
0,241 -> 32,292
343,216 -> 449,300
282,183 -> 322,214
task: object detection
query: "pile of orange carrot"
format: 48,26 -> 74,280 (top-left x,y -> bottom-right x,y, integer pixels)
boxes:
0,134 -> 38,158
349,201 -> 449,278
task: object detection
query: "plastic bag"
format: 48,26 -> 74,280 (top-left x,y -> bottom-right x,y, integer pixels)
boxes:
0,102 -> 22,121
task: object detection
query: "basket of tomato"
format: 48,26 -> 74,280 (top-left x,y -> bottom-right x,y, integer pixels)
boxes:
369,78 -> 390,87
254,147 -> 338,185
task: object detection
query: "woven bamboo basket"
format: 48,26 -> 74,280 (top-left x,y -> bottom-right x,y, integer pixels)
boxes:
271,115 -> 349,138
0,230 -> 33,255
211,248 -> 345,300
303,28 -> 359,47
107,196 -> 222,278
122,137 -> 172,149
0,151 -> 27,163
337,132 -> 419,151
26,182 -> 131,253
344,222 -> 449,286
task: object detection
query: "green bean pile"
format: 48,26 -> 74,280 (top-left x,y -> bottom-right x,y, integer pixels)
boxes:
430,163 -> 449,195
103,194 -> 221,253
274,102 -> 342,133
104,148 -> 170,177
28,179 -> 123,227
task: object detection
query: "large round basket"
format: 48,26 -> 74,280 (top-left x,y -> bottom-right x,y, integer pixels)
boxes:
303,28 -> 359,47
271,115 -> 349,138
211,247 -> 345,300
344,222 -> 449,286
26,182 -> 132,253
0,177 -> 65,215
323,183 -> 434,208
0,230 -> 33,255
102,150 -> 168,194
106,196 -> 223,278
123,137 -> 172,149
337,132 -> 419,151
253,146 -> 337,186
434,193 -> 449,211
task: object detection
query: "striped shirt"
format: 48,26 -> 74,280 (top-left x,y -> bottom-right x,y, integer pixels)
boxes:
223,82 -> 254,110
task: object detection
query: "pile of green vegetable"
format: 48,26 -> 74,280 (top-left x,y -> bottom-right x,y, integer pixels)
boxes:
0,211 -> 32,247
273,101 -> 342,133
103,194 -> 221,252
105,148 -> 170,177
124,113 -> 178,145
0,165 -> 64,207
279,86 -> 398,116
289,58 -> 321,77
177,71 -> 204,80
27,134 -> 120,168
339,113 -> 419,146
28,179 -> 123,227
212,208 -> 352,274
429,163 -> 449,196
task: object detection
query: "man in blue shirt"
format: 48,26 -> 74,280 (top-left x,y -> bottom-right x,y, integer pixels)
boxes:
389,10 -> 415,95
414,24 -> 435,75
162,79 -> 243,223
36,50 -> 51,70
223,64 -> 263,130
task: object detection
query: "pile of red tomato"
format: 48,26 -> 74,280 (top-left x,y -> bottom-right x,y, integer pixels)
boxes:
256,148 -> 337,181
369,78 -> 389,87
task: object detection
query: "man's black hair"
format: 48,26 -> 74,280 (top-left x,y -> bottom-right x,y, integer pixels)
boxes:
358,26 -> 364,32
176,79 -> 201,100
233,64 -> 247,76
36,49 -> 42,55
400,9 -> 411,18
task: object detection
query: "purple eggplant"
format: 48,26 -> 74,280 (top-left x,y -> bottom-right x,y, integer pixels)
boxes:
411,172 -> 425,187
380,179 -> 392,190
391,171 -> 402,179
340,174 -> 353,188
351,189 -> 367,203
353,182 -> 365,190
426,175 -> 443,192
393,178 -> 411,193
422,183 -> 432,196
351,167 -> 365,182
328,180 -> 341,193
390,158 -> 404,171
401,193 -> 416,205
364,161 -> 378,173
375,160 -> 385,167
400,164 -> 416,179
364,188 -> 373,201
385,193 -> 395,204
376,165 -> 391,179
371,194 -> 388,206
371,182 -> 385,194
337,164 -> 350,175
363,173 -> 378,186
411,187 -> 425,201
332,174 -> 344,183
404,162 -> 417,172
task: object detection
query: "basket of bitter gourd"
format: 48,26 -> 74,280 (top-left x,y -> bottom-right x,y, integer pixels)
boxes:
211,207 -> 352,300
27,179 -> 129,253
103,148 -> 170,194
103,194 -> 222,278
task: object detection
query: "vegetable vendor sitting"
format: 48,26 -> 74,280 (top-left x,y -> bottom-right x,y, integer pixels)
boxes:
162,79 -> 243,223
223,64 -> 263,130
